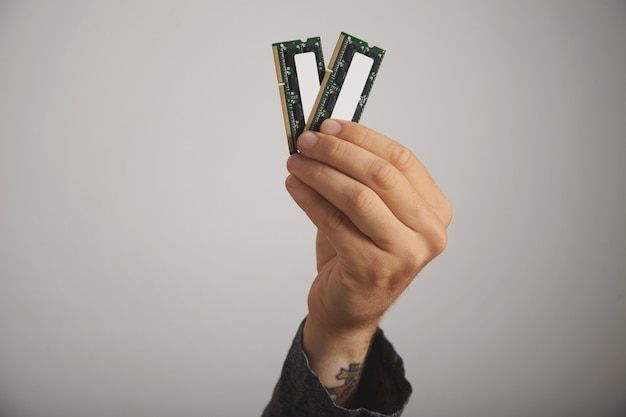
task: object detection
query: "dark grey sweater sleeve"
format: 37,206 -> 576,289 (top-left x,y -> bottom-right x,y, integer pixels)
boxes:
262,319 -> 412,417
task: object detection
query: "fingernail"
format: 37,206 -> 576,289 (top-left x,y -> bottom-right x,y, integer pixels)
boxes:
287,154 -> 305,170
297,131 -> 318,150
320,119 -> 342,135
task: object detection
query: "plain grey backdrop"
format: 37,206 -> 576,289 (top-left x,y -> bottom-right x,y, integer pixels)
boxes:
1,1 -> 625,416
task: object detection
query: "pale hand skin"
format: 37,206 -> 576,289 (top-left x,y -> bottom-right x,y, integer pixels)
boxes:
285,119 -> 452,407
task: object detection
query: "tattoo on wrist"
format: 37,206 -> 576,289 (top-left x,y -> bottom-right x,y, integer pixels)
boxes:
326,363 -> 362,406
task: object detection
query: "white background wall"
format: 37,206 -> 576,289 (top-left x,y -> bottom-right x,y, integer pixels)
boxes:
1,1 -> 625,416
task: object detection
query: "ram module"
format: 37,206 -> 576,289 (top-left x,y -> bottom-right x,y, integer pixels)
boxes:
305,32 -> 385,133
272,37 -> 325,154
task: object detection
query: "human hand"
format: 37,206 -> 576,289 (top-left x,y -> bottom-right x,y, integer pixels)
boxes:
285,119 -> 452,405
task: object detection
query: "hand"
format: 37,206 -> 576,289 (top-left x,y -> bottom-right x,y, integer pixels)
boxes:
285,119 -> 452,405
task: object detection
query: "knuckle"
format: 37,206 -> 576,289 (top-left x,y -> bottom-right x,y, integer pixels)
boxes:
351,124 -> 373,147
366,251 -> 411,295
346,185 -> 377,214
428,225 -> 449,256
390,246 -> 424,289
440,198 -> 453,225
365,253 -> 395,288
325,138 -> 345,161
371,232 -> 447,289
388,143 -> 415,172
403,247 -> 424,275
369,160 -> 400,190
308,162 -> 326,183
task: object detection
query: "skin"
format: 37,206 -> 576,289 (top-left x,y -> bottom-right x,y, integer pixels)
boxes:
285,119 -> 452,407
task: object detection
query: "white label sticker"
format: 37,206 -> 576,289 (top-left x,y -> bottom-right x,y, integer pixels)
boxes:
294,52 -> 321,123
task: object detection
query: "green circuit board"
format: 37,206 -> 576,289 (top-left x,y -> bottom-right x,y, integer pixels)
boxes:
272,37 -> 325,154
305,32 -> 385,132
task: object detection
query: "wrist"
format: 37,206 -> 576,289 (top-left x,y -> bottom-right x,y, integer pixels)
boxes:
302,314 -> 378,406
